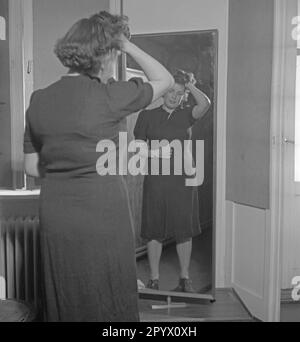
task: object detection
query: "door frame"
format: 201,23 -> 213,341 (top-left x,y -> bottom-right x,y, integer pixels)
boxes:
269,0 -> 298,321
280,0 -> 298,290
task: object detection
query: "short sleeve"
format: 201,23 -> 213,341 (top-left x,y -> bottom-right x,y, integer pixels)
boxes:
106,77 -> 153,119
134,110 -> 149,141
23,92 -> 41,154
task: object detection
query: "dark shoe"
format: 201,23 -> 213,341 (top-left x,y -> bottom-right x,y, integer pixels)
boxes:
147,279 -> 159,290
173,278 -> 196,293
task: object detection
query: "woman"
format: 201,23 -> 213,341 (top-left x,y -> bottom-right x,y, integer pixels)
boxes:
23,11 -> 173,322
134,71 -> 210,293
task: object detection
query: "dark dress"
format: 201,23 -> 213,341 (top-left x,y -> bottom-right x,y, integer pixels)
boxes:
23,74 -> 153,322
134,106 -> 201,244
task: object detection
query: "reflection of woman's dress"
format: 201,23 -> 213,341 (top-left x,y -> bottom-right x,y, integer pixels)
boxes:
134,106 -> 201,243
24,75 -> 153,322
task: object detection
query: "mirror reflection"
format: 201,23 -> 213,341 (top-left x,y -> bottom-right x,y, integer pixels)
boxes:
124,31 -> 217,298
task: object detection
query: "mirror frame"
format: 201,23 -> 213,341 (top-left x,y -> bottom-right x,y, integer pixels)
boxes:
121,30 -> 218,303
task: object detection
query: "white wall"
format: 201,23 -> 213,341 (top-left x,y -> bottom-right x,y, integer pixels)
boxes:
123,0 -> 229,287
33,0 -> 110,90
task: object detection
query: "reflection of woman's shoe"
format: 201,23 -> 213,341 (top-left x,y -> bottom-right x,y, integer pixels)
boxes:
147,279 -> 159,290
173,278 -> 196,293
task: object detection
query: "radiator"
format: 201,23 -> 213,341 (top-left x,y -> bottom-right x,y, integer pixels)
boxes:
0,217 -> 40,307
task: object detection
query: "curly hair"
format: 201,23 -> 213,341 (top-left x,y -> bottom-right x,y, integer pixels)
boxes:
173,70 -> 191,86
54,11 -> 130,75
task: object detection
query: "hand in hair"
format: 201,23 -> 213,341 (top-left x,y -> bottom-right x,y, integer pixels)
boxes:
175,70 -> 196,87
186,73 -> 197,87
116,33 -> 131,53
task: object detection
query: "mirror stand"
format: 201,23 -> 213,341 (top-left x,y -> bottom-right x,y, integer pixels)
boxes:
139,288 -> 215,305
152,297 -> 187,310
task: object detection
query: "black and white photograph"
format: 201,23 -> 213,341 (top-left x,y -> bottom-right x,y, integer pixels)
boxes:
0,0 -> 299,324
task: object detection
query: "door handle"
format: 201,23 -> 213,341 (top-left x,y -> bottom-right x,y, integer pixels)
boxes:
284,138 -> 295,144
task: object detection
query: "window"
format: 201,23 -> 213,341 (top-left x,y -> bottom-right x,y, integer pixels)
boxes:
1,0 -> 111,191
0,0 -> 35,191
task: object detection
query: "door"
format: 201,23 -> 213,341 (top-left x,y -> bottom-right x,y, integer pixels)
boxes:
226,0 -> 278,322
282,0 -> 300,291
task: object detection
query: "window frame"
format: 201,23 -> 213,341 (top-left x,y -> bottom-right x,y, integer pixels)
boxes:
8,0 -> 120,191
295,49 -> 300,185
7,0 -> 34,190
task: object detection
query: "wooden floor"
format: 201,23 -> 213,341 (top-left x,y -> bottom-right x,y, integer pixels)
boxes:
280,289 -> 300,322
281,303 -> 300,322
138,288 -> 254,322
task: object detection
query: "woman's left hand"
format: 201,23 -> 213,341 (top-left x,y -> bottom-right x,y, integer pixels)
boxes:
117,33 -> 132,53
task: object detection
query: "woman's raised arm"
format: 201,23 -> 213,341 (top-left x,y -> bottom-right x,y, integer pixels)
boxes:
120,38 -> 174,102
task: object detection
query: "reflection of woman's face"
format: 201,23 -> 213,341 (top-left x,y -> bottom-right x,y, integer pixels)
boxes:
163,83 -> 185,110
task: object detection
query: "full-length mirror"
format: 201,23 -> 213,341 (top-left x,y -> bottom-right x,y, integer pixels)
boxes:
123,30 -> 218,300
